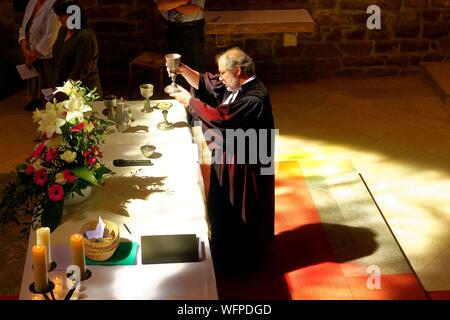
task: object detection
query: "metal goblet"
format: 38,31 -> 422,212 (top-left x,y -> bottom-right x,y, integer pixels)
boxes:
140,84 -> 154,113
156,102 -> 175,130
103,95 -> 117,121
140,144 -> 156,165
164,53 -> 182,94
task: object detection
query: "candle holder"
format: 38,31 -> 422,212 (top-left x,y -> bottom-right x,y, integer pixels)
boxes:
28,281 -> 55,300
67,269 -> 92,281
81,269 -> 92,281
28,279 -> 82,300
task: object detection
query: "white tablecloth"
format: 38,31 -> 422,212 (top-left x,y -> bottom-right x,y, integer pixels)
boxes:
19,99 -> 218,300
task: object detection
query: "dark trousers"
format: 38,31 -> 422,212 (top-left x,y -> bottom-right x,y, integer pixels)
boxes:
167,19 -> 205,125
27,58 -> 53,102
167,19 -> 205,73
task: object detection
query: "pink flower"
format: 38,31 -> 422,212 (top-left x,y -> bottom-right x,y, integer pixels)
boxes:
26,165 -> 34,175
34,169 -> 48,186
48,184 -> 64,201
45,148 -> 59,162
83,151 -> 91,158
63,169 -> 76,184
71,122 -> 85,133
87,156 -> 97,166
31,143 -> 45,158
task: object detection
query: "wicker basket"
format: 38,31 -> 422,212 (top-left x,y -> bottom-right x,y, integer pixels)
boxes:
80,220 -> 120,261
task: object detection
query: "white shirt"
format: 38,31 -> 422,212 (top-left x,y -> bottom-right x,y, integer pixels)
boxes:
18,0 -> 61,59
223,75 -> 257,105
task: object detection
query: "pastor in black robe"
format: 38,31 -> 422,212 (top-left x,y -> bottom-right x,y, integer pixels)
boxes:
188,72 -> 275,271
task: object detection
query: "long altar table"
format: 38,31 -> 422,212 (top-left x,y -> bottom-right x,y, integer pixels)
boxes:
19,99 -> 218,300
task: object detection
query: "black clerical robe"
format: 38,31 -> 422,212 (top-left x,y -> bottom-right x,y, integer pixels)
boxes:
188,72 -> 275,267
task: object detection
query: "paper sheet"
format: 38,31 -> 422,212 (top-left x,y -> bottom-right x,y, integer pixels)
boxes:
41,88 -> 54,101
85,216 -> 106,239
16,64 -> 38,80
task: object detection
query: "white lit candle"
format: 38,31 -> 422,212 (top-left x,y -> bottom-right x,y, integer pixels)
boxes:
70,234 -> 86,277
32,245 -> 48,293
36,227 -> 51,270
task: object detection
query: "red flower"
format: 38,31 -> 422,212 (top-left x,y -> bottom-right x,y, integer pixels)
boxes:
71,122 -> 85,133
87,156 -> 97,166
34,169 -> 48,186
31,143 -> 45,158
48,184 -> 64,201
63,169 -> 76,184
45,148 -> 59,162
83,151 -> 91,158
26,165 -> 34,175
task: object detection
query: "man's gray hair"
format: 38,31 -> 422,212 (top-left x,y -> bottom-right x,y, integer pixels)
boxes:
216,47 -> 255,76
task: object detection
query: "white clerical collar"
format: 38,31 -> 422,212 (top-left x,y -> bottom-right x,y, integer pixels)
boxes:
223,75 -> 257,105
242,75 -> 257,86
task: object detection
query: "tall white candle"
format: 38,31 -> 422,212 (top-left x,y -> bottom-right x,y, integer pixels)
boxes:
70,234 -> 86,277
36,227 -> 51,270
32,245 -> 48,293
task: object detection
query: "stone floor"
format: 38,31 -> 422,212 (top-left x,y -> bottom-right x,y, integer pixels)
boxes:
0,75 -> 449,297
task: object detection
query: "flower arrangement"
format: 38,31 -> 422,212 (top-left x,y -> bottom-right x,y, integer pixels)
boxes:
0,80 -> 113,233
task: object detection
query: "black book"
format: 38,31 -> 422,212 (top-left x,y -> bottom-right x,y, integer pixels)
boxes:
140,234 -> 200,264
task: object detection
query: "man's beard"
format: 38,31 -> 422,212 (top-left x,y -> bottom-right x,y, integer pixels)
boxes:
225,76 -> 239,92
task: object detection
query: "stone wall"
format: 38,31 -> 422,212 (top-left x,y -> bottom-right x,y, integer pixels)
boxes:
205,0 -> 450,78
80,0 -> 166,81
4,0 -> 450,81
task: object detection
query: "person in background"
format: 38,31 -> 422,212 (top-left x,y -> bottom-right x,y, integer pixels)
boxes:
156,0 -> 205,125
52,0 -> 102,97
18,0 -> 60,111
155,0 -> 205,73
169,47 -> 275,273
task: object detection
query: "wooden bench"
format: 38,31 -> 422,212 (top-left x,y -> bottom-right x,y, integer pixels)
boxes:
128,52 -> 166,99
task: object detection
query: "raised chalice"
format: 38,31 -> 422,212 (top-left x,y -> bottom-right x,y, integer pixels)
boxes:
140,84 -> 154,113
164,53 -> 182,94
156,101 -> 175,130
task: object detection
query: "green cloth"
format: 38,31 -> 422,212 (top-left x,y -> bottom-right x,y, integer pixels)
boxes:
86,242 -> 138,265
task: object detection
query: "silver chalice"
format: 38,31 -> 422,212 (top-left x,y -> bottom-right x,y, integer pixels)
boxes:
164,53 -> 182,94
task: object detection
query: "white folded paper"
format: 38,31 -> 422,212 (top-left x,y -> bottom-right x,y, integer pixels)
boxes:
16,64 -> 38,80
85,216 -> 106,239
41,88 -> 54,101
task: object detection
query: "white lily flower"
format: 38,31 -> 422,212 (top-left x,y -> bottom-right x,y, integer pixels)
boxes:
54,81 -> 76,96
63,96 -> 84,122
63,95 -> 92,123
60,150 -> 77,163
37,103 -> 66,138
32,109 -> 42,123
